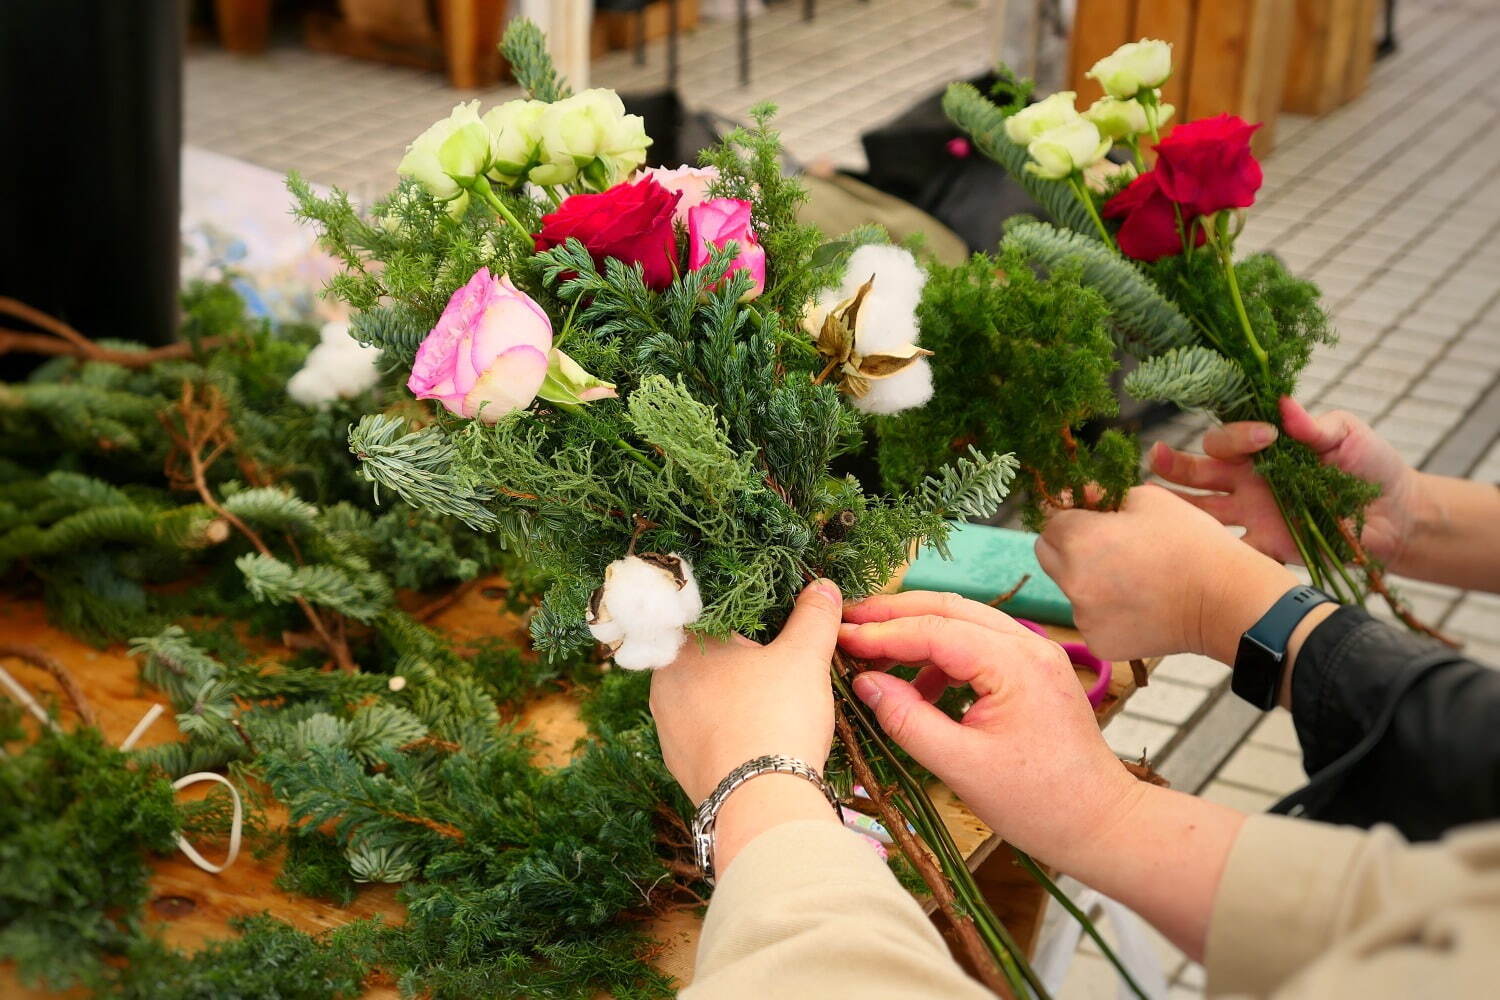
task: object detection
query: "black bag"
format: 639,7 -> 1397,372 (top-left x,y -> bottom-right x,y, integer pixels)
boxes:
857,74 -> 1049,254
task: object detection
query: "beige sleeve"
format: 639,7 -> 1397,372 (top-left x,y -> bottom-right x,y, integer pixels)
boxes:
1207,814 -> 1500,999
681,820 -> 992,1000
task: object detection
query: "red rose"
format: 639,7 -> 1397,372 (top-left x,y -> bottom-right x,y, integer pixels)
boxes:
534,177 -> 681,290
1103,170 -> 1206,262
1151,113 -> 1263,216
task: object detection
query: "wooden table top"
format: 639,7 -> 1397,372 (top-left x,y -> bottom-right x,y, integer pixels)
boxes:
0,581 -> 1154,997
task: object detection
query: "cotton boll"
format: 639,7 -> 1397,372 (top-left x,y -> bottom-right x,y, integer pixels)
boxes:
587,553 -> 703,671
287,321 -> 383,407
611,631 -> 689,672
852,358 -> 934,415
841,244 -> 926,319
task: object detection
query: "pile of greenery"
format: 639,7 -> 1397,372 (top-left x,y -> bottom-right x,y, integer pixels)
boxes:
0,284 -> 701,998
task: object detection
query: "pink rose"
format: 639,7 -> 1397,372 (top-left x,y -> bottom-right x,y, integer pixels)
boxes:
407,268 -> 552,423
687,198 -> 766,301
635,164 -> 720,225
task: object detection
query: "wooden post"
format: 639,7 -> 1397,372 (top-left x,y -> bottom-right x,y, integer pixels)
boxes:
1185,0 -> 1292,155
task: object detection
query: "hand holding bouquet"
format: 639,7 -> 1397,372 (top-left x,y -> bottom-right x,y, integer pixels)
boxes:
945,40 -> 1445,637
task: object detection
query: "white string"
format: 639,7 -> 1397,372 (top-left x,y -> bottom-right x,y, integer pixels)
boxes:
119,703 -> 165,751
169,772 -> 244,875
0,663 -> 60,731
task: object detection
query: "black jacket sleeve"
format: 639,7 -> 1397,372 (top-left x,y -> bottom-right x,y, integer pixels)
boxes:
1271,605 -> 1500,841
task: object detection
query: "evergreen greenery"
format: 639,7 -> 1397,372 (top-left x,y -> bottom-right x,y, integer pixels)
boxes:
957,72 -> 1398,612
876,246 -> 1139,527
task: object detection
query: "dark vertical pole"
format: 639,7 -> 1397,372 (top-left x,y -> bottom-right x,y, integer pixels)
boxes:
804,0 -> 815,22
738,0 -> 750,86
635,8 -> 647,65
0,0 -> 183,352
667,0 -> 680,89
1378,0 -> 1399,58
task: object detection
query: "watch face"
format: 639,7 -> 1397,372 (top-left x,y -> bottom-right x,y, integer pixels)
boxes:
1232,634 -> 1280,711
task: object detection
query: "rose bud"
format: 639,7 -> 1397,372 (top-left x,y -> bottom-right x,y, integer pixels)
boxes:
1086,39 -> 1173,100
1025,119 -> 1112,180
687,198 -> 767,301
407,268 -> 553,424
1004,91 -> 1082,146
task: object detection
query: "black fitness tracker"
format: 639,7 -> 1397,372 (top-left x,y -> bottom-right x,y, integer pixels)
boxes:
1231,585 -> 1335,711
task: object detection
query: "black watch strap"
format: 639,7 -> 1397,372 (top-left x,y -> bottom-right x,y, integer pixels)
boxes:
1232,585 -> 1335,711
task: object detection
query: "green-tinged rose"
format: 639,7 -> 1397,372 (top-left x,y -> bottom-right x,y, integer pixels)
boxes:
1086,39 -> 1172,99
398,100 -> 491,200
483,99 -> 547,185
531,89 -> 651,190
1026,119 -> 1111,179
536,348 -> 618,410
1004,91 -> 1081,145
1084,96 -> 1149,141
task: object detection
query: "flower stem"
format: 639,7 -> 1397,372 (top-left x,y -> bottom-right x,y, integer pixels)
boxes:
1014,850 -> 1151,1000
471,181 -> 534,242
1070,174 -> 1114,247
1211,213 -> 1272,386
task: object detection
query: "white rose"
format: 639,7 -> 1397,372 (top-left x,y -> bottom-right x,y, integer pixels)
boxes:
526,89 -> 644,189
1004,91 -> 1081,145
1026,119 -> 1111,180
1083,96 -> 1149,141
398,100 -> 491,199
482,99 -> 547,185
1086,39 -> 1173,100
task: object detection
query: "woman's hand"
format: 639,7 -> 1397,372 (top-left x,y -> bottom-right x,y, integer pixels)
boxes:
651,581 -> 844,873
838,591 -> 1140,869
840,590 -> 1247,960
1036,484 -> 1299,664
1151,396 -> 1421,569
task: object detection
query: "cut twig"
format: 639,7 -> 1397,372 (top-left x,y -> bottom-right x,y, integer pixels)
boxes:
0,297 -> 231,368
0,644 -> 96,726
1335,520 -> 1460,647
833,682 -> 1014,998
414,578 -> 482,621
160,381 -> 358,673
986,574 -> 1032,608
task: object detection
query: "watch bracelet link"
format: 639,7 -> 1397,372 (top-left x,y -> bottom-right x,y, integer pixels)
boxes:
691,754 -> 840,883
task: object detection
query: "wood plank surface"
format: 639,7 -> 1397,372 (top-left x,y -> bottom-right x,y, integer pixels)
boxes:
1,583 -> 1154,996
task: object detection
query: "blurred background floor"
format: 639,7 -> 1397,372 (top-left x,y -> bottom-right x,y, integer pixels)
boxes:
183,1 -> 1500,996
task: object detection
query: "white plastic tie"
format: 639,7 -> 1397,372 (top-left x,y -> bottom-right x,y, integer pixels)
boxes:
169,771 -> 244,875
119,702 -> 244,876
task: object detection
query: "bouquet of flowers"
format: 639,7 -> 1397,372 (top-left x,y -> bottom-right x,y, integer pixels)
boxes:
291,19 -> 1115,995
941,39 -> 1445,638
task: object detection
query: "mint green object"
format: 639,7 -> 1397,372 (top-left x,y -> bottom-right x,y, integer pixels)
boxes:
903,523 -> 1075,626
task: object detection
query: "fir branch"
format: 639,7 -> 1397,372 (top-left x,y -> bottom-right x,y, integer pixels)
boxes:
349,415 -> 502,532
237,552 -> 393,623
1123,345 -> 1252,415
1005,220 -> 1196,356
918,446 -> 1018,521
221,486 -> 319,534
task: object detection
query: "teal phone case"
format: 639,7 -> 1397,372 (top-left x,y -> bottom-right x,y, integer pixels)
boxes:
902,523 -> 1075,626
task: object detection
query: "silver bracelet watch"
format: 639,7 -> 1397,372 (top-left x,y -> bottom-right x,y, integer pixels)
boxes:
691,753 -> 839,884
